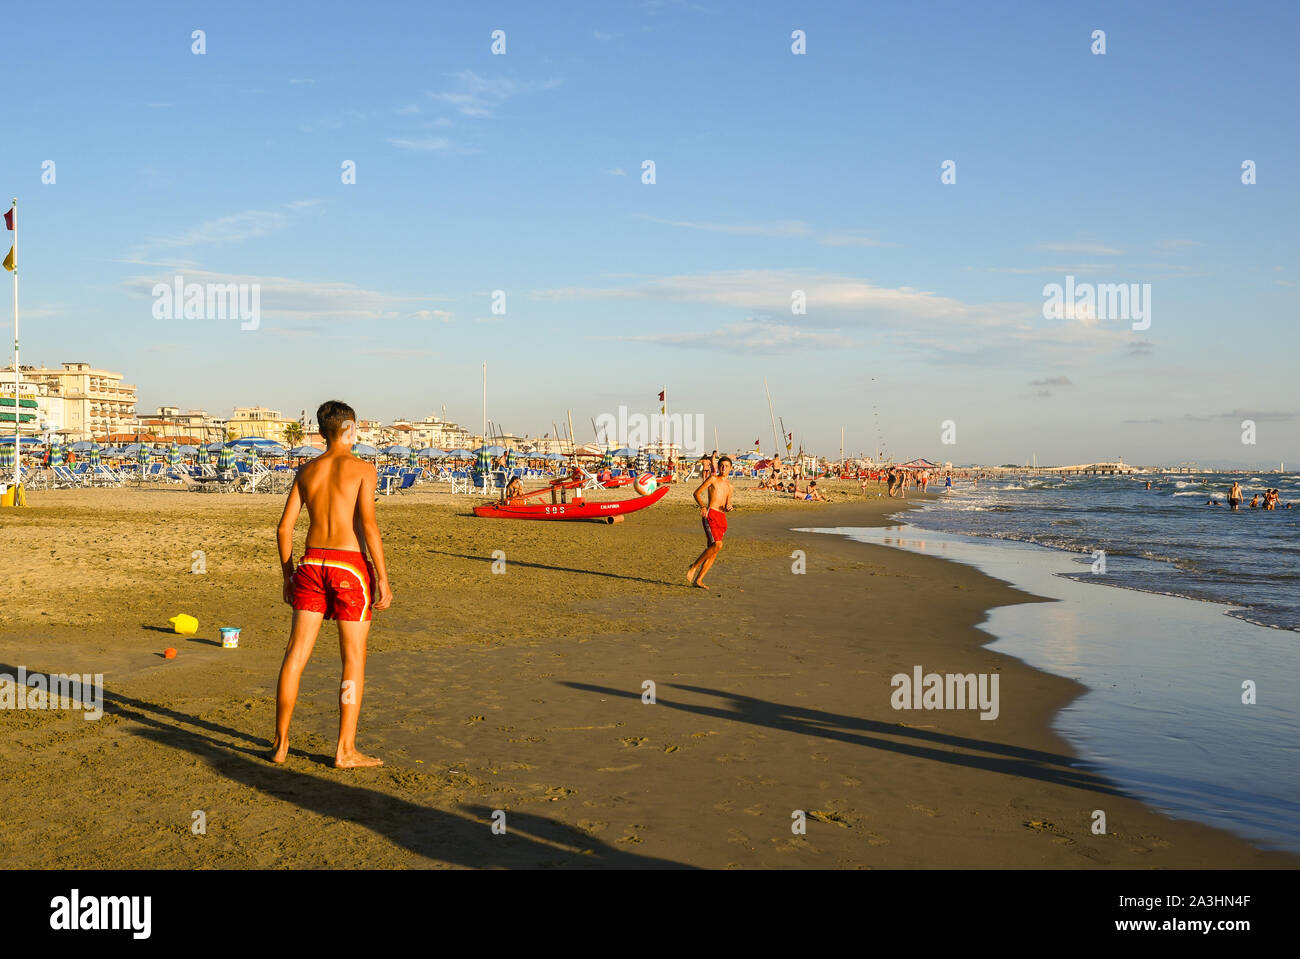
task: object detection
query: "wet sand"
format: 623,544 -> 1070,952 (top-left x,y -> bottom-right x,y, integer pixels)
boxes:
0,480 -> 1292,867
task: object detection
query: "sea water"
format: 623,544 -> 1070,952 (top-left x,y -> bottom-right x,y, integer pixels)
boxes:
907,472 -> 1300,631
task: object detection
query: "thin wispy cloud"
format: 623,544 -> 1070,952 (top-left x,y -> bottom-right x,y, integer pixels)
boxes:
625,318 -> 854,354
538,268 -> 1134,365
123,268 -> 448,323
388,136 -> 459,153
134,201 -> 321,256
1034,242 -> 1123,255
634,214 -> 892,247
426,70 -> 563,119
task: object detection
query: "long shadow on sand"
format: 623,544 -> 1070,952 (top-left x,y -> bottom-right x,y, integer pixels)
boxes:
7,664 -> 683,868
425,549 -> 671,587
562,681 -> 1129,798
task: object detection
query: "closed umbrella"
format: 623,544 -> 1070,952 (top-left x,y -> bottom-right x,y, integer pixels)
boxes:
218,445 -> 235,471
167,442 -> 180,466
48,441 -> 65,468
407,449 -> 419,468
475,447 -> 491,474
89,444 -> 101,467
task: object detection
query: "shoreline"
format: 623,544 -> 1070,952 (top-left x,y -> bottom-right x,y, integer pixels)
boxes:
0,485 -> 1293,867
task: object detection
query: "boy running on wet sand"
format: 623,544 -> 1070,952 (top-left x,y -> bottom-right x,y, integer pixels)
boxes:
686,455 -> 734,589
270,400 -> 393,768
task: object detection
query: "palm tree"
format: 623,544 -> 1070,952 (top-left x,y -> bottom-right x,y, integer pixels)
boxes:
283,422 -> 304,448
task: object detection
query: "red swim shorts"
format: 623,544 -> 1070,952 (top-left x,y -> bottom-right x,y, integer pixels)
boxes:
702,508 -> 727,546
291,547 -> 376,622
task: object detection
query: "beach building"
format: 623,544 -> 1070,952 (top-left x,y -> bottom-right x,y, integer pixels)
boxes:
227,406 -> 298,443
1,361 -> 137,441
0,380 -> 60,438
141,407 -> 228,445
394,414 -> 473,451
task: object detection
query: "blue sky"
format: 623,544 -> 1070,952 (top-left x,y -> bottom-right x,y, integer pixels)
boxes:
4,0 -> 1297,465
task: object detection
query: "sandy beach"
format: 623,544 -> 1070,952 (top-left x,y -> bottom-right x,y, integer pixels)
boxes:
0,479 -> 1292,868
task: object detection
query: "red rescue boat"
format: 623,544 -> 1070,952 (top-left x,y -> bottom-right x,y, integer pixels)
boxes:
473,482 -> 670,521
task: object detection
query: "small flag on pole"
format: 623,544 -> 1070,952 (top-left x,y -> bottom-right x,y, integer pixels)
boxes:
3,206 -> 12,230
2,246 -> 13,272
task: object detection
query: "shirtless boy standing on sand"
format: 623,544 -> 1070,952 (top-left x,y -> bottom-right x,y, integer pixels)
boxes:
270,400 -> 393,768
686,455 -> 734,589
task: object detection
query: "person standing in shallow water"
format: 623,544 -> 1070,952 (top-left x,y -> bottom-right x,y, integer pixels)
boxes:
1229,481 -> 1242,511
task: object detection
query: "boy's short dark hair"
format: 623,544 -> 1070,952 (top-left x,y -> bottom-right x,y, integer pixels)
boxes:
317,400 -> 357,442
718,455 -> 732,467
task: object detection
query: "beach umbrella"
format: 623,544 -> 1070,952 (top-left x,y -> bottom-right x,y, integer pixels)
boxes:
352,443 -> 379,458
287,445 -> 321,458
613,446 -> 637,457
89,444 -> 101,466
506,448 -> 517,470
205,441 -> 225,452
446,448 -> 473,459
69,440 -> 94,452
229,436 -> 284,452
475,447 -> 491,473
407,448 -> 419,468
382,444 -> 411,457
218,445 -> 235,470
601,448 -> 614,469
48,441 -> 65,468
417,447 -> 446,459
0,446 -> 12,469
167,442 -> 180,466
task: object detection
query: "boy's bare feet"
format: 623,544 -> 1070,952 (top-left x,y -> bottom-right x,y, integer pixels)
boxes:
268,739 -> 289,764
686,567 -> 698,586
694,580 -> 710,589
335,749 -> 384,769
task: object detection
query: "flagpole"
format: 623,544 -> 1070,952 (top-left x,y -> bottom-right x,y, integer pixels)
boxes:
10,197 -> 18,495
763,377 -> 779,457
661,385 -> 666,459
